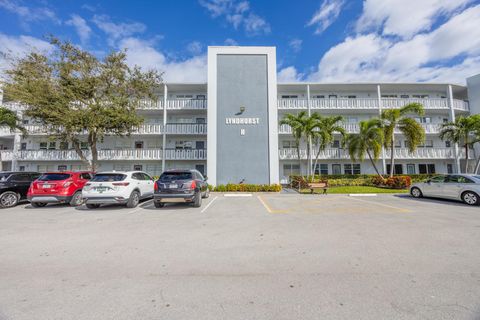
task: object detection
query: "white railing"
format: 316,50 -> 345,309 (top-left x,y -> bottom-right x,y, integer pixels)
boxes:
0,126 -> 15,135
279,123 -> 442,134
166,99 -> 207,110
16,148 -> 207,161
279,147 -> 471,160
0,150 -> 14,161
277,98 -> 468,111
137,99 -> 164,109
165,123 -> 207,134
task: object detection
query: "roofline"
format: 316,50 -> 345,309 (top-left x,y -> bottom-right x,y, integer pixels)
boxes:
278,82 -> 467,87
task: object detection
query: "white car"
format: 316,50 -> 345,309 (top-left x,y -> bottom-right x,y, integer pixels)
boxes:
82,171 -> 154,209
410,174 -> 480,206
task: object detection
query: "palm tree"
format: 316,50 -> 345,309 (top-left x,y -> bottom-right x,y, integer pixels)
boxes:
311,113 -> 346,179
0,107 -> 27,171
440,115 -> 480,173
347,118 -> 384,179
280,111 -> 309,176
381,103 -> 425,177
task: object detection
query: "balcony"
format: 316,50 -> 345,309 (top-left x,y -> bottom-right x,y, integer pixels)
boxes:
0,150 -> 14,161
279,147 -> 472,160
277,98 -> 469,111
137,99 -> 208,110
16,148 -> 207,161
23,123 -> 207,135
278,123 -> 442,134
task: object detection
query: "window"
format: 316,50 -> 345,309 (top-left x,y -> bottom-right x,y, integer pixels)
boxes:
22,119 -> 29,124
283,164 -> 300,176
57,165 -> 67,171
346,117 -> 358,123
60,142 -> 69,150
160,172 -> 193,181
424,140 -> 433,148
195,141 -> 205,149
312,95 -> 325,99
195,164 -> 205,176
314,164 -> 328,175
196,95 -> 206,100
447,164 -> 453,174
281,95 -> 298,99
39,142 -> 48,150
328,94 -> 337,99
19,166 -> 25,172
71,165 -> 88,171
332,164 -> 341,175
447,175 -> 474,184
400,95 -> 409,98
344,164 -> 361,175
48,142 -> 56,150
387,164 -> 403,174
412,94 -> 429,99
37,165 -> 55,172
395,140 -> 402,148
419,164 -> 436,174
175,141 -> 193,149
332,140 -> 340,148
92,174 -> 126,182
282,141 -> 296,149
445,141 -> 451,148
133,164 -> 143,171
176,95 -> 193,99
429,175 -> 446,183
142,173 -> 153,181
382,95 -> 398,98
443,118 -> 449,123
113,164 -> 131,171
80,173 -> 92,180
20,143 -> 27,150
80,142 -> 88,150
135,141 -> 144,149
407,164 -> 416,174
415,117 -> 431,124
11,173 -> 31,182
38,173 -> 71,181
195,118 -> 206,124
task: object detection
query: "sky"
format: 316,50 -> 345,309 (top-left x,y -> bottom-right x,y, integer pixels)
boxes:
0,0 -> 480,84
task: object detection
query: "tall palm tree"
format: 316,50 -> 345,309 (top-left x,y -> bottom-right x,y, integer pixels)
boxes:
280,111 -> 308,176
440,115 -> 480,173
311,113 -> 346,179
381,103 -> 425,177
347,118 -> 384,179
0,107 -> 27,171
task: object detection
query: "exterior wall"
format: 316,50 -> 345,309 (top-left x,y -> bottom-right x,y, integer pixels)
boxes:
467,74 -> 480,115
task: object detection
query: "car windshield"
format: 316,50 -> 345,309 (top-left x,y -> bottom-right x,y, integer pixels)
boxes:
38,173 -> 71,181
160,172 -> 193,181
92,174 -> 126,182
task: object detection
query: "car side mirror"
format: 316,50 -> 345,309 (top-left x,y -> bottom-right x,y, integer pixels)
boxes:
204,176 -> 208,181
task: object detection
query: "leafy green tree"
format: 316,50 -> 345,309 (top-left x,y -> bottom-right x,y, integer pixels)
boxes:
0,107 -> 27,171
381,103 -> 425,177
280,111 -> 308,176
440,115 -> 480,173
347,118 -> 384,179
3,38 -> 162,171
311,113 -> 346,179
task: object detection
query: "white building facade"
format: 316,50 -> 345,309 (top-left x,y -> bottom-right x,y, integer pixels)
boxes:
0,46 -> 479,185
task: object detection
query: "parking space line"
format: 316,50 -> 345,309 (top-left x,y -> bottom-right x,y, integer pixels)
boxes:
347,196 -> 412,213
201,196 -> 218,213
128,199 -> 153,214
257,195 -> 287,214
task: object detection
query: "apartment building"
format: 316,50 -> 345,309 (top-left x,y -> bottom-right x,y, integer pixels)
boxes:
1,46 -> 479,185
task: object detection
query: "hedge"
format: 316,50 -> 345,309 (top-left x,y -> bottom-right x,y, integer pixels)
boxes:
290,174 -> 426,189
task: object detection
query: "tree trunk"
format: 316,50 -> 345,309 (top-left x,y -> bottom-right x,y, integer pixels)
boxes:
389,135 -> 395,178
72,139 -> 90,167
89,132 -> 98,172
366,149 -> 383,179
313,143 -> 322,181
306,139 -> 311,181
465,143 -> 469,174
474,156 -> 480,174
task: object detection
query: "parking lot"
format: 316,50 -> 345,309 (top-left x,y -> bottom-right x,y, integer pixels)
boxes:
1,193 -> 480,320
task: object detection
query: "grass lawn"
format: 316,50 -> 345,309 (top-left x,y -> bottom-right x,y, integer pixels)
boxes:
300,186 -> 409,194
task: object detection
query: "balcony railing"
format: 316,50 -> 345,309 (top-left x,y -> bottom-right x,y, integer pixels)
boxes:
0,150 -> 14,161
277,98 -> 469,111
165,123 -> 207,134
279,147 -> 472,160
278,123 -> 443,134
16,148 -> 207,161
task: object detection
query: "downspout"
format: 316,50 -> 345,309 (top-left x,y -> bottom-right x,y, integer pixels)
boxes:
161,83 -> 168,173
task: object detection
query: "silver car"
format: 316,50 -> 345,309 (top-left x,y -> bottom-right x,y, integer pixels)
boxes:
410,174 -> 480,206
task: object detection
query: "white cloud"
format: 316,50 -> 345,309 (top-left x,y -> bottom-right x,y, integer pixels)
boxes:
119,37 -> 207,82
307,3 -> 480,84
0,33 -> 53,79
277,66 -> 303,82
307,0 -> 344,34
92,14 -> 146,43
224,38 -> 238,46
66,14 -> 92,44
0,0 -> 60,27
289,38 -> 303,53
187,41 -> 203,55
199,0 -> 270,35
355,0 -> 472,39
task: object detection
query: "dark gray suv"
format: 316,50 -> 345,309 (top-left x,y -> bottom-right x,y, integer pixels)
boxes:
153,169 -> 209,208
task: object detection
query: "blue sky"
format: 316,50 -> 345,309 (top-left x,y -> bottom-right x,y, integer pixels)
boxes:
1,0 -> 480,84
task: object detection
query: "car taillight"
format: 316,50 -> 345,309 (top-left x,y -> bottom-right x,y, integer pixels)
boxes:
112,182 -> 130,186
190,180 -> 197,190
154,182 -> 158,191
63,181 -> 73,188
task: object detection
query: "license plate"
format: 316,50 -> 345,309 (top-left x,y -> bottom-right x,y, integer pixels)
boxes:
169,184 -> 178,189
95,186 -> 109,193
42,184 -> 52,188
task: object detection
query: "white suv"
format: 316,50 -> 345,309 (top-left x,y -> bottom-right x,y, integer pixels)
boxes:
82,171 -> 154,209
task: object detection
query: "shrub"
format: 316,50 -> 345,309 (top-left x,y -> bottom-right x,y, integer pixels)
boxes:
385,176 -> 412,189
213,184 -> 282,192
371,176 -> 386,186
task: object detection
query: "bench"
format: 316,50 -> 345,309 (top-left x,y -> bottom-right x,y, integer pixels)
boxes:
308,181 -> 329,195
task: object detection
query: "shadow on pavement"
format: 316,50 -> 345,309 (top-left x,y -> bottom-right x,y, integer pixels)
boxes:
394,194 -> 472,207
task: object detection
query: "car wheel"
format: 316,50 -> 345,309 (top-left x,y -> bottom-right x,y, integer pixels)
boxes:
154,202 -> 164,208
410,187 -> 423,198
193,193 -> 202,208
202,189 -> 210,199
86,203 -> 100,209
0,191 -> 19,208
462,191 -> 479,206
31,202 -> 47,208
126,191 -> 140,208
69,191 -> 83,207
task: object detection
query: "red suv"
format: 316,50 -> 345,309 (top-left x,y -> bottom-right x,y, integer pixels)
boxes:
28,171 -> 94,207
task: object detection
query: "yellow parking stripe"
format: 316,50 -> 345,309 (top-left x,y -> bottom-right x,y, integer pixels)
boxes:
257,195 -> 287,214
347,196 -> 412,213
